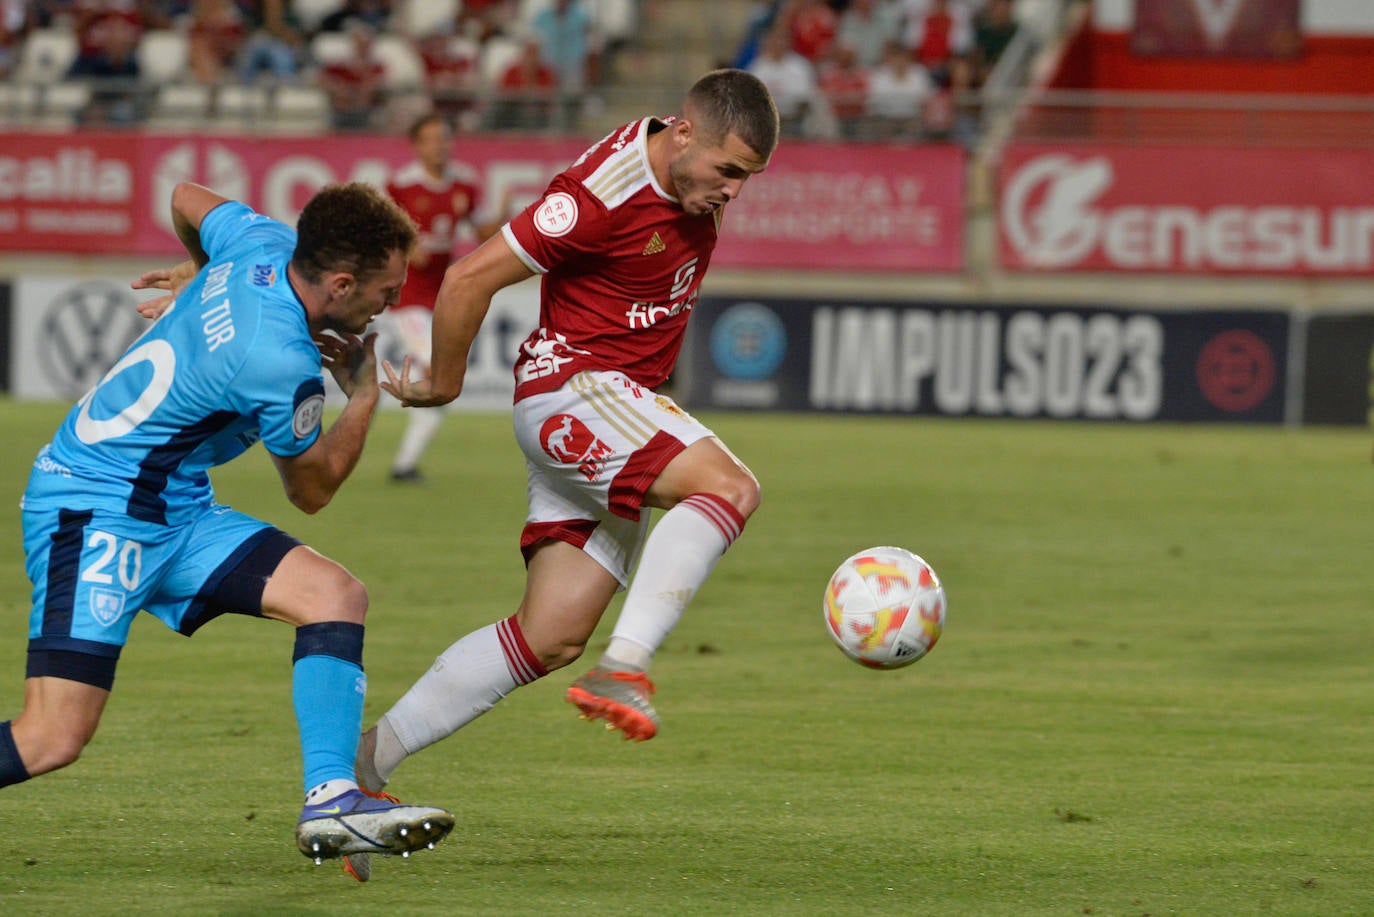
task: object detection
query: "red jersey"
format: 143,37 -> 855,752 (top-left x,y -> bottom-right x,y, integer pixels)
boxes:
503,117 -> 722,402
386,160 -> 484,309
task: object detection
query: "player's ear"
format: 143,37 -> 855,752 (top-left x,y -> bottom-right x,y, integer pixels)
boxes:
327,272 -> 356,299
673,117 -> 693,150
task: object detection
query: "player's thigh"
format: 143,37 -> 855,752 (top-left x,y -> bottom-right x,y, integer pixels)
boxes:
644,435 -> 760,513
142,507 -> 307,634
13,676 -> 109,753
258,544 -> 367,626
516,539 -> 621,651
520,458 -> 651,587
513,370 -> 718,522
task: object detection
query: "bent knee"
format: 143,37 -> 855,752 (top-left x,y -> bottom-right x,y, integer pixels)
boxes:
45,738 -> 85,772
23,731 -> 88,776
712,468 -> 761,520
313,567 -> 369,625
535,640 -> 585,672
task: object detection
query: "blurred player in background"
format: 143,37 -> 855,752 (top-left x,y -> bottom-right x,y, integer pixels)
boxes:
357,67 -> 779,799
384,112 -> 505,483
0,180 -> 453,869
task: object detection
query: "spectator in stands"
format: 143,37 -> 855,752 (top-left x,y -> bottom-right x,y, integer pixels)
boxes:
865,37 -> 934,139
317,0 -> 391,34
837,0 -> 904,68
69,0 -> 145,73
921,51 -> 980,145
731,0 -> 785,70
186,0 -> 246,84
31,1 -> 71,29
902,0 -> 973,84
318,17 -> 385,131
490,32 -> 557,131
973,0 -> 1018,85
530,0 -> 598,130
816,41 -> 869,140
746,24 -> 816,138
788,0 -> 838,63
0,0 -> 33,79
418,20 -> 481,125
235,0 -> 305,83
911,0 -> 971,83
67,12 -> 144,124
458,0 -> 516,43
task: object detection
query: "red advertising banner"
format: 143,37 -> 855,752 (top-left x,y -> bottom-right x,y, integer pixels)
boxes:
0,132 -> 150,251
0,131 -> 586,256
998,143 -> 1374,276
715,142 -> 966,272
0,131 -> 966,272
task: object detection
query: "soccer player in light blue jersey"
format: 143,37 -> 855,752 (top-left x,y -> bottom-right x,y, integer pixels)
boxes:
0,180 -> 454,871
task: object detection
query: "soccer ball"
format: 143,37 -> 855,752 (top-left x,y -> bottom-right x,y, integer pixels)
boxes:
823,546 -> 946,669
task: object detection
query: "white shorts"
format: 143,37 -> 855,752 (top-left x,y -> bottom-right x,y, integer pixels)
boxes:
512,370 -> 716,586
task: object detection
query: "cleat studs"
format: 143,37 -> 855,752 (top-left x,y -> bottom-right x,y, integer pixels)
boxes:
427,842 -> 435,850
314,857 -> 322,866
402,850 -> 410,858
311,841 -> 321,853
399,826 -> 408,837
422,820 -> 432,830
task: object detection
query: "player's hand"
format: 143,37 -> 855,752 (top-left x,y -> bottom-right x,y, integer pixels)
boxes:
131,259 -> 198,320
381,356 -> 447,407
318,332 -> 379,399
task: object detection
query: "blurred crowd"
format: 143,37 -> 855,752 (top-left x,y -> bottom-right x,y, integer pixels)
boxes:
736,0 -> 1020,144
0,0 -> 634,131
0,0 -> 1019,140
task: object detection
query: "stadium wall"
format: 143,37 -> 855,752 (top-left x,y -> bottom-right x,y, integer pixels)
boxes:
0,128 -> 1370,424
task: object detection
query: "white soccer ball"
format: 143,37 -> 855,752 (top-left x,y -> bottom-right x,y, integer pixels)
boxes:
823,546 -> 947,669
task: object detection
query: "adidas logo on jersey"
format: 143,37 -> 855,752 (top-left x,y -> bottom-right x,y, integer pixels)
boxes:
641,232 -> 666,255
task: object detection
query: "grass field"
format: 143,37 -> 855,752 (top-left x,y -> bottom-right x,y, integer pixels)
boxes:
0,399 -> 1372,915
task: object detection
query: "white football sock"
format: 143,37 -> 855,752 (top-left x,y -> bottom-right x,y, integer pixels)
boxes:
604,493 -> 745,668
392,407 -> 443,473
374,616 -> 545,783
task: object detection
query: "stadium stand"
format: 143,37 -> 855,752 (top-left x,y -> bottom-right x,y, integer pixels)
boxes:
136,28 -> 190,84
16,27 -> 79,84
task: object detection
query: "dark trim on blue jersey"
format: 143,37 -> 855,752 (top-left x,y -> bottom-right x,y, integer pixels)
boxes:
128,411 -> 239,524
27,635 -> 121,657
179,527 -> 302,635
41,508 -> 93,639
27,646 -> 121,691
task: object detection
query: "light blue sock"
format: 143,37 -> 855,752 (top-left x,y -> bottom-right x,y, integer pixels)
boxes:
292,622 -> 366,796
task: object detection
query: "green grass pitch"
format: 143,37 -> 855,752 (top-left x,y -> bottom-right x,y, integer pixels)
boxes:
0,398 -> 1372,915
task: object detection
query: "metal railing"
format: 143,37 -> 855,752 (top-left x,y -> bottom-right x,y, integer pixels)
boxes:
6,75 -> 1373,153
987,88 -> 1374,148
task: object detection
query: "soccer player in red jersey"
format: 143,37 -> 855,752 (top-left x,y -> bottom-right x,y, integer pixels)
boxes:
359,67 -> 779,786
383,112 -> 504,483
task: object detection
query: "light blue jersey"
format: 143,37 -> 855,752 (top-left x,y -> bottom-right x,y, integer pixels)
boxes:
23,201 -> 326,527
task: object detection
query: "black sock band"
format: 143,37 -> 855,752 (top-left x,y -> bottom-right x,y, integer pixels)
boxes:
292,621 -> 365,666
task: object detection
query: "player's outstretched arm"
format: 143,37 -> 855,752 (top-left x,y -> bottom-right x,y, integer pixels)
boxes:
272,333 -> 381,514
131,259 -> 199,320
170,182 -> 233,268
382,233 -> 533,407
